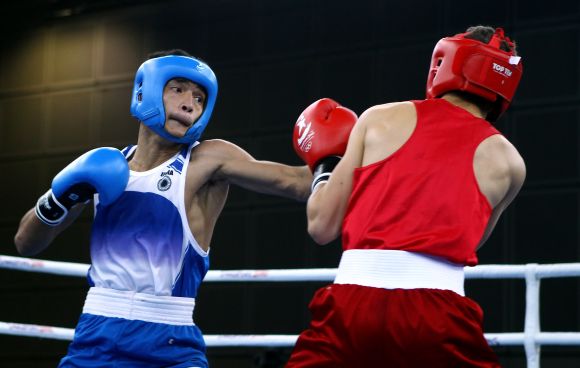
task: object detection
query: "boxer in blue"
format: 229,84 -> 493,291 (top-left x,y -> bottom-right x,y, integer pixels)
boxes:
14,49 -> 312,367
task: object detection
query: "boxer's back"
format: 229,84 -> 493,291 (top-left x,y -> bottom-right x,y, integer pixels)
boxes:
342,98 -> 507,265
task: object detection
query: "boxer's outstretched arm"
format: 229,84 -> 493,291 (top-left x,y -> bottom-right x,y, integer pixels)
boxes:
203,139 -> 312,202
306,113 -> 367,245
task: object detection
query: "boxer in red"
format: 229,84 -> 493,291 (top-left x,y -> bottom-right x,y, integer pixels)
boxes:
287,25 -> 526,367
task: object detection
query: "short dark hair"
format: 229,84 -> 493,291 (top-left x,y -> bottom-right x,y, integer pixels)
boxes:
146,49 -> 193,60
463,25 -> 517,55
453,26 -> 518,119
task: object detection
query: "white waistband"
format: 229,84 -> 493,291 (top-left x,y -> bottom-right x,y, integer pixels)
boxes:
334,249 -> 465,296
82,287 -> 196,326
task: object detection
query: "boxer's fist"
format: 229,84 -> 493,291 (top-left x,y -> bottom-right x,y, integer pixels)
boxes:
293,98 -> 357,171
35,147 -> 129,226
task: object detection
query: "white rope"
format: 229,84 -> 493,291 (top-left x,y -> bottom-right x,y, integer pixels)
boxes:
464,263 -> 580,279
0,255 -> 338,281
4,254 -> 580,282
0,321 -> 74,341
204,334 -> 298,347
204,268 -> 336,282
0,255 -> 88,277
2,320 -> 580,348
0,321 -> 301,346
3,254 -> 580,368
536,333 -> 580,345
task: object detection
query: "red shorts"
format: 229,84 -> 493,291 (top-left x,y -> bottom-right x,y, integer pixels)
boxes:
286,284 -> 500,368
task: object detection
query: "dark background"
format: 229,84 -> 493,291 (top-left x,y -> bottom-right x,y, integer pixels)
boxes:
0,0 -> 579,366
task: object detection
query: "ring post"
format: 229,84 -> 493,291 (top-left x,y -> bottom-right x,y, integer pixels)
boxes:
524,264 -> 540,368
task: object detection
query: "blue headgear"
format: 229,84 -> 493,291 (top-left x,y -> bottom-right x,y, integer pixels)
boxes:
130,55 -> 218,143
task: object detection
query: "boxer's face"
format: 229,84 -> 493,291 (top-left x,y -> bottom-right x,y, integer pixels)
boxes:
162,78 -> 206,139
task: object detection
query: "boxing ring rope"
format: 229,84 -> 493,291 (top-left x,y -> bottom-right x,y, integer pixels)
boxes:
1,255 -> 580,368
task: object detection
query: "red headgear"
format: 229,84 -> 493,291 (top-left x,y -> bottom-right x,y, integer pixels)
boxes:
426,28 -> 523,121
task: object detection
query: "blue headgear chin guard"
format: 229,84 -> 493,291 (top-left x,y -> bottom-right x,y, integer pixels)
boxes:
130,55 -> 218,143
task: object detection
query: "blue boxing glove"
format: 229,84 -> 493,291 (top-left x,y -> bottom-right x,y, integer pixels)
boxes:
35,147 -> 129,226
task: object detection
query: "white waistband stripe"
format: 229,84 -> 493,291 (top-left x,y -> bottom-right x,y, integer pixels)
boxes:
82,287 -> 195,326
334,249 -> 465,296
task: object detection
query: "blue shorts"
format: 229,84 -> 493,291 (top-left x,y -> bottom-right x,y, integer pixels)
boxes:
58,313 -> 208,368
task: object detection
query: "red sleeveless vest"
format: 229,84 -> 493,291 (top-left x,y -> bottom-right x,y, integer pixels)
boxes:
342,99 -> 500,266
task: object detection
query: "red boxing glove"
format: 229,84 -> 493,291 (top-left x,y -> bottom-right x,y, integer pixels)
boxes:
293,98 -> 358,171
